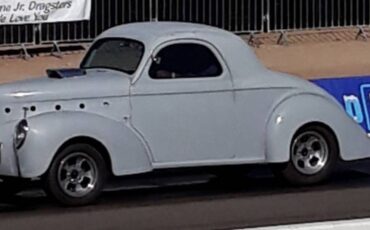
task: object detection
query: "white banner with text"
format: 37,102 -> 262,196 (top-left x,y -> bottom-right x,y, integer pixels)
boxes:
0,0 -> 91,25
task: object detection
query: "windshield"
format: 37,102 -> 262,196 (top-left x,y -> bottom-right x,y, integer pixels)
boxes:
81,38 -> 144,74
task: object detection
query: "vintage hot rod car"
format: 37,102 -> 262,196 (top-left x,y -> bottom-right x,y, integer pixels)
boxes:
0,22 -> 369,205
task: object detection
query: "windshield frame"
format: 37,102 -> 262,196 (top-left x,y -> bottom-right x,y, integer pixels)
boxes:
80,37 -> 145,75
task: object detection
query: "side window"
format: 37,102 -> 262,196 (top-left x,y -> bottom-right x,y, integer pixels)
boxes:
149,43 -> 223,79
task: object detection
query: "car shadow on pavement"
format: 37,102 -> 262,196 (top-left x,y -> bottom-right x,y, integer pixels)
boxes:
0,161 -> 369,213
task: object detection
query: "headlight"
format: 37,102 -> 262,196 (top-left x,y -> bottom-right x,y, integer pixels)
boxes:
14,119 -> 29,150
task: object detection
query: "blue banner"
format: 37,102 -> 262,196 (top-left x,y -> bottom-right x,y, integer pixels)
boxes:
312,76 -> 370,133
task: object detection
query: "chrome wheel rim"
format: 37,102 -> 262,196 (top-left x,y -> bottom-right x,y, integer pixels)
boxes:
57,152 -> 98,197
291,131 -> 329,175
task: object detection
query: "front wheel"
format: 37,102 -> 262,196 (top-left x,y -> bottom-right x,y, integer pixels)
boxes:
44,144 -> 107,206
273,125 -> 339,185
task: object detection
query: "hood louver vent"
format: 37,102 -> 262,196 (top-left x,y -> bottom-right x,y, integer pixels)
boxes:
47,68 -> 87,79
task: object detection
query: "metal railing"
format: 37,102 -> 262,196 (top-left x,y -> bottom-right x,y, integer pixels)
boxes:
0,24 -> 35,47
267,0 -> 370,32
39,0 -> 152,45
153,0 -> 264,33
0,0 -> 264,48
0,0 -> 370,51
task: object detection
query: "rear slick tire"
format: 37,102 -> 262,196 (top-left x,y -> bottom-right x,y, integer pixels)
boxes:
273,125 -> 339,185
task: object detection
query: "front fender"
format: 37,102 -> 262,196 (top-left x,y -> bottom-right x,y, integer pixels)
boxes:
18,111 -> 152,178
265,93 -> 370,163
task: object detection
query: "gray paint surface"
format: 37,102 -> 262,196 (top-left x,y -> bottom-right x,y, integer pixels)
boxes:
0,22 -> 369,178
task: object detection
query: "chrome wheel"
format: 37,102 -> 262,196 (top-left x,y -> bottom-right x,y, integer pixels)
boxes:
57,152 -> 98,198
291,131 -> 329,175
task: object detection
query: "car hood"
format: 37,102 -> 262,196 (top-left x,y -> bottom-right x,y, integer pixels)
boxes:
0,69 -> 131,103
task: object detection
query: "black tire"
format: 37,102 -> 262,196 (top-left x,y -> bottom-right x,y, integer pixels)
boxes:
45,144 -> 107,206
272,125 -> 339,185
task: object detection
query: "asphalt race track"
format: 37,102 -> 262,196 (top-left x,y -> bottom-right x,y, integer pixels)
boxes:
1,161 -> 370,230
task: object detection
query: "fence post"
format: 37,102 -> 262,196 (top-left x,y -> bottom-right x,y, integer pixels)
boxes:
33,23 -> 42,45
264,0 -> 270,33
20,43 -> 31,60
149,0 -> 153,21
356,27 -> 368,41
150,0 -> 158,22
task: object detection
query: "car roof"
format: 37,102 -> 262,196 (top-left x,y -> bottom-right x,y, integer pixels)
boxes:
96,22 -> 266,80
98,22 -> 232,43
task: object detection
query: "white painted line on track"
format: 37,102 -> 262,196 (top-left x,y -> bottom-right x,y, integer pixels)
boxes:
244,218 -> 370,230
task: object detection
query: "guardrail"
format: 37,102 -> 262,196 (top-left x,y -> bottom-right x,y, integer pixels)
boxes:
0,0 -> 369,56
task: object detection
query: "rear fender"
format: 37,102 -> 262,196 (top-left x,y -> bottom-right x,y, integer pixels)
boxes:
265,93 -> 370,163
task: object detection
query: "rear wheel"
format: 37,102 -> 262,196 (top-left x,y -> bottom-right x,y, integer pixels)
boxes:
273,125 -> 338,185
45,144 -> 107,206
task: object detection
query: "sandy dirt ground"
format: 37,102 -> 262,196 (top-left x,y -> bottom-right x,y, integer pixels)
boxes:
0,29 -> 370,83
0,53 -> 85,83
252,29 -> 370,79
255,40 -> 370,79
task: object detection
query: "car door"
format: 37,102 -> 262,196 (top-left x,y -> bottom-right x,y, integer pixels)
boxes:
130,40 -> 236,166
